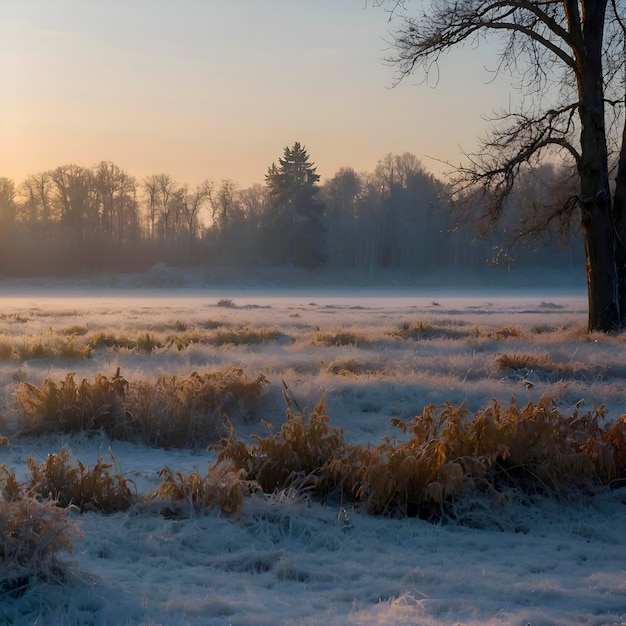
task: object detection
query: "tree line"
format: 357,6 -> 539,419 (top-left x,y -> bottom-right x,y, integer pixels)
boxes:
0,143 -> 581,277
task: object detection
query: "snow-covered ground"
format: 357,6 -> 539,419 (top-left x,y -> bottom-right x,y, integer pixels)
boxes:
1,280 -> 625,625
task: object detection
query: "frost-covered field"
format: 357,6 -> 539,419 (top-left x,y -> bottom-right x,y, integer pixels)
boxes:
1,281 -> 626,626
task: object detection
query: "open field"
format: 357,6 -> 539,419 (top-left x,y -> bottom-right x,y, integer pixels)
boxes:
1,283 -> 625,625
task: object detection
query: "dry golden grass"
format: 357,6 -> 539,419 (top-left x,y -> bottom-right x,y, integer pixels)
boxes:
215,384 -> 349,497
60,324 -> 90,336
16,368 -> 268,448
315,329 -> 366,346
0,496 -> 77,589
127,369 -> 268,447
1,463 -> 78,588
494,352 -> 573,374
149,465 -> 257,516
88,331 -> 162,351
324,358 -> 367,376
0,414 -> 8,449
2,385 -> 626,566
87,331 -> 136,350
27,446 -> 135,513
0,333 -> 92,361
0,464 -> 21,502
489,325 -> 526,339
390,320 -> 470,341
390,320 -> 434,340
16,369 -> 130,436
209,327 -> 285,346
212,393 -> 626,518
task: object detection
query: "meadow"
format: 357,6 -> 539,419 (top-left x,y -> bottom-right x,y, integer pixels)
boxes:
0,278 -> 625,625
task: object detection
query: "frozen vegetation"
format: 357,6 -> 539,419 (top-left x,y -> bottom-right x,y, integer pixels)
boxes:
0,274 -> 625,625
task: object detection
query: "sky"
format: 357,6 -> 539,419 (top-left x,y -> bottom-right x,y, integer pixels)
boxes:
0,0 -> 514,189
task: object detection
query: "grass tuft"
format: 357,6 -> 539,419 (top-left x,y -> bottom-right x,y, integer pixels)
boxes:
27,446 -> 135,513
212,393 -> 626,519
325,358 -> 366,376
0,465 -> 77,589
215,383 -> 348,497
16,369 -> 130,436
210,327 -> 284,346
315,329 -> 364,347
16,368 -> 268,448
149,465 -> 257,516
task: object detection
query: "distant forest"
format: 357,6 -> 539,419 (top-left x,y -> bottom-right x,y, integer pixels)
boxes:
0,144 -> 583,277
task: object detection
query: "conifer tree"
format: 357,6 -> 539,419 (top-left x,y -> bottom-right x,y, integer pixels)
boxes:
264,142 -> 327,268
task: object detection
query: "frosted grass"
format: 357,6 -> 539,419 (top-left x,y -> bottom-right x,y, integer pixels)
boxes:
1,281 -> 625,625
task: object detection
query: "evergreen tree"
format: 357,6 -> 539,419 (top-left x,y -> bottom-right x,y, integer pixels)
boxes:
263,142 -> 327,268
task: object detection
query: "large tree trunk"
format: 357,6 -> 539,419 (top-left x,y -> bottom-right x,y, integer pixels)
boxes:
572,0 -> 621,331
581,202 -> 621,331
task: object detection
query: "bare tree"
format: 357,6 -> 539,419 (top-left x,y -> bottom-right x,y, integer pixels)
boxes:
49,164 -> 95,243
20,173 -> 52,228
94,161 -> 137,244
179,181 -> 211,261
0,178 -> 17,231
381,0 -> 626,331
143,175 -> 160,239
146,173 -> 176,242
208,179 -> 237,237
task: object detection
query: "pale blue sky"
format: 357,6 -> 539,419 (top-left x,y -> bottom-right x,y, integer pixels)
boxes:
1,0 -> 513,187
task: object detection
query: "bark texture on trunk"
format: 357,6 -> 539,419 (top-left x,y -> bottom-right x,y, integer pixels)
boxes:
582,204 -> 621,331
571,0 -> 621,331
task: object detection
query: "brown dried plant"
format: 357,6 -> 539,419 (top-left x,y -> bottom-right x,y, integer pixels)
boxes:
16,368 -> 129,436
0,464 -> 22,502
0,333 -> 92,361
209,327 -> 284,346
494,352 -> 575,375
390,320 -> 471,341
27,446 -> 135,513
354,403 -> 472,516
315,329 -> 365,347
213,392 -> 626,519
149,464 -> 257,516
0,496 -> 77,588
215,383 -> 349,497
128,369 -> 268,447
15,368 -> 267,448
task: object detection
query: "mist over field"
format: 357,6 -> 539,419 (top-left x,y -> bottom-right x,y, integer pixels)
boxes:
0,268 -> 624,625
